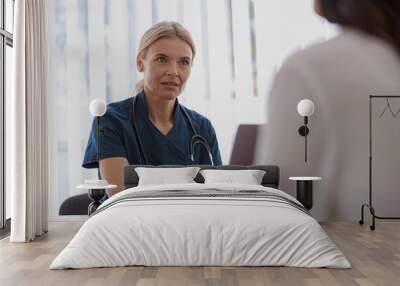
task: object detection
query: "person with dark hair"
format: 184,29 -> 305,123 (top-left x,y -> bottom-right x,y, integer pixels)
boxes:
256,0 -> 400,221
316,0 -> 400,54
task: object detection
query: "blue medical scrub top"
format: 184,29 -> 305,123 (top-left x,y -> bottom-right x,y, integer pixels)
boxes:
82,90 -> 222,168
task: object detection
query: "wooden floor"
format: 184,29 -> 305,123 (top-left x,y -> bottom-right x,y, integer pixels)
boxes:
0,222 -> 399,286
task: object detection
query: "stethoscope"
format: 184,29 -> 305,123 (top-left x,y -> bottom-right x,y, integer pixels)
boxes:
132,94 -> 215,166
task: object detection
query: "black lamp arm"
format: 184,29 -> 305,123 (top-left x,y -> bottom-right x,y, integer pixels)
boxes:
96,117 -> 100,163
298,116 -> 310,137
298,116 -> 310,162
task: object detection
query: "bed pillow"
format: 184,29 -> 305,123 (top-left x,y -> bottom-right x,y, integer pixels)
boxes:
135,167 -> 201,186
200,169 -> 266,185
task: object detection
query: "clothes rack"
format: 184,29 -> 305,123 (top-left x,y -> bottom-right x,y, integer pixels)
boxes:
359,95 -> 400,230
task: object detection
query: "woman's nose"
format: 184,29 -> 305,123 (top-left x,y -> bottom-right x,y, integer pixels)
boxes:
166,63 -> 179,76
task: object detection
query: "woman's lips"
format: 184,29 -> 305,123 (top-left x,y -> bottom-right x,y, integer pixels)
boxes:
161,82 -> 180,89
162,81 -> 179,86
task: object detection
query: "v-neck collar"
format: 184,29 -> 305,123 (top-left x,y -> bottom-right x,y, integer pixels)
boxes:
139,90 -> 180,138
136,91 -> 189,162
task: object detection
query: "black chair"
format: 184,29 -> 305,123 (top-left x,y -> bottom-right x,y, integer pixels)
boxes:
59,193 -> 90,215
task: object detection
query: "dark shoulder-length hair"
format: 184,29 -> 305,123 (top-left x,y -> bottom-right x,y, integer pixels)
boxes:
320,0 -> 400,54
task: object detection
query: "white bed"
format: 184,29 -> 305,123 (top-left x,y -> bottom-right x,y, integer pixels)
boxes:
50,183 -> 351,269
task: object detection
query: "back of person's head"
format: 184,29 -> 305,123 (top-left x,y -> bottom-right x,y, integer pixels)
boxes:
318,0 -> 400,55
135,21 -> 196,93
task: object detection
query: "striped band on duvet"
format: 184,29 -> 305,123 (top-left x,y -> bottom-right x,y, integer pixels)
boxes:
91,189 -> 311,217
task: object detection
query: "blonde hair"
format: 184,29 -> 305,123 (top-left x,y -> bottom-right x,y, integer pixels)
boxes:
135,21 -> 196,93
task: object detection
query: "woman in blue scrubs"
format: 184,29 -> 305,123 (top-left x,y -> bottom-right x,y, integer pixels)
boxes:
82,21 -> 222,197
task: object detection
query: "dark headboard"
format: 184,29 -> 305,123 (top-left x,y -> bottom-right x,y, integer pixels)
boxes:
124,165 -> 280,189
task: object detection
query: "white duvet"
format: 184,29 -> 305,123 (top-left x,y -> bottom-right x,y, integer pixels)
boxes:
50,183 -> 351,269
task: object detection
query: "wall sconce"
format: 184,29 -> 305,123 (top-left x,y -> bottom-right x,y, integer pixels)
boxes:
297,99 -> 315,162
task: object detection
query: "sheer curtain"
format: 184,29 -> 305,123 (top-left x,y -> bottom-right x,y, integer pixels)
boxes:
9,0 -> 49,242
48,0 -> 336,221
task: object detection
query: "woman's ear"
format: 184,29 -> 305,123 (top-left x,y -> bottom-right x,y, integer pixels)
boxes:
137,56 -> 144,72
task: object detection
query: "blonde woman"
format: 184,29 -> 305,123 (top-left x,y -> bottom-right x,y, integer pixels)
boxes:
83,21 -> 222,197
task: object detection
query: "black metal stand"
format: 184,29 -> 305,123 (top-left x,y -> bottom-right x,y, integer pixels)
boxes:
296,181 -> 313,210
359,95 -> 400,231
88,188 -> 105,215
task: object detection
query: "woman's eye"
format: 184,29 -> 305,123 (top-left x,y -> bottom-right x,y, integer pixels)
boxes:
180,59 -> 190,66
156,57 -> 167,63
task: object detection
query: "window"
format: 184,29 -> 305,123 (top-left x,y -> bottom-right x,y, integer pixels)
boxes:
0,0 -> 14,236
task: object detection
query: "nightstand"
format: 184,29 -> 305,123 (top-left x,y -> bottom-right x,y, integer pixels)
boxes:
77,183 -> 117,215
289,177 -> 321,210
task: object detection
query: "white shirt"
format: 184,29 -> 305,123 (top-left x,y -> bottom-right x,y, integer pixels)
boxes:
255,28 -> 400,221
